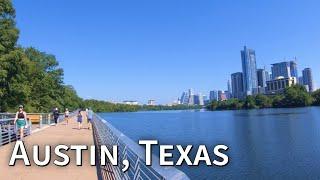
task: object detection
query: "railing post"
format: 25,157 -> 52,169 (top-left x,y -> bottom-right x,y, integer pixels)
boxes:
8,123 -> 11,143
0,124 -> 2,145
28,119 -> 32,135
40,114 -> 43,128
48,114 -> 51,125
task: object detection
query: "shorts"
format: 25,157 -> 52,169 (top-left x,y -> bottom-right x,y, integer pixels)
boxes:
16,119 -> 26,129
77,118 -> 82,123
65,115 -> 69,118
88,118 -> 92,122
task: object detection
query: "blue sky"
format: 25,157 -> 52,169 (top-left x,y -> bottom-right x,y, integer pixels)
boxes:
14,0 -> 320,104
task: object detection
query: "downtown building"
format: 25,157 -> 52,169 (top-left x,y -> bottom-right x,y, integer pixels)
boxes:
209,90 -> 218,101
188,89 -> 195,105
180,91 -> 189,105
256,68 -> 270,94
231,72 -> 244,99
147,100 -> 156,106
302,68 -> 314,92
271,60 -> 298,79
266,60 -> 299,95
194,93 -> 205,106
241,46 -> 258,96
218,90 -> 227,101
266,76 -> 297,94
180,89 -> 205,105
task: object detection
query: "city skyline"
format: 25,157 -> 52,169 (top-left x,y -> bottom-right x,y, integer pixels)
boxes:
14,0 -> 320,104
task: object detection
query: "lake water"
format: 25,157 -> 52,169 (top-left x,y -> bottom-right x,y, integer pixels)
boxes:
99,107 -> 320,179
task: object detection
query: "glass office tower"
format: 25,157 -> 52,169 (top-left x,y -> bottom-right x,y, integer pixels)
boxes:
241,46 -> 258,96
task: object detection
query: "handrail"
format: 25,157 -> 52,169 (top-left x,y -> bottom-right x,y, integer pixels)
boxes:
0,118 -> 32,146
0,110 -> 78,147
92,113 -> 190,180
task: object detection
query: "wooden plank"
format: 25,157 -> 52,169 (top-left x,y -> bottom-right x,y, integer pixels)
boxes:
27,114 -> 41,123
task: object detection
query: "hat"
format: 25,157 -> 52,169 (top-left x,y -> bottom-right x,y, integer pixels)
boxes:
19,105 -> 23,108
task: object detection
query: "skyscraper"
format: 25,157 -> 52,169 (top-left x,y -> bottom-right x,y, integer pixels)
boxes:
194,94 -> 204,106
257,69 -> 267,88
271,62 -> 291,79
209,90 -> 218,101
188,89 -> 194,105
302,68 -> 314,92
265,70 -> 271,81
180,91 -> 189,105
290,60 -> 298,78
231,72 -> 244,99
227,80 -> 232,98
271,60 -> 298,79
298,76 -> 304,85
241,46 -> 258,96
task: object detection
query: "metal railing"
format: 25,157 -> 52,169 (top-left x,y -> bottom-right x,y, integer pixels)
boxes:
0,118 -> 32,146
92,113 -> 190,180
0,111 -> 77,147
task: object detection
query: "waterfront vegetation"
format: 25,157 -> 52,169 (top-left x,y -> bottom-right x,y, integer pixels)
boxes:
141,104 -> 202,111
83,99 -> 202,112
207,85 -> 320,111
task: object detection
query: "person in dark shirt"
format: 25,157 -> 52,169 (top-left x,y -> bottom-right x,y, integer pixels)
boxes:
14,105 -> 28,141
77,110 -> 83,130
53,107 -> 59,126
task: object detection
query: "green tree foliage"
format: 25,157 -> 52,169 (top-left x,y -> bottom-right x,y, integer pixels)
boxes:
0,0 -> 19,53
255,94 -> 272,108
0,0 -> 21,111
83,99 -> 140,112
207,99 -> 243,110
244,95 -> 257,109
23,47 -> 66,112
312,89 -> 320,106
141,104 -> 202,111
271,95 -> 284,108
281,85 -> 313,107
82,99 -> 202,113
207,85 -> 315,111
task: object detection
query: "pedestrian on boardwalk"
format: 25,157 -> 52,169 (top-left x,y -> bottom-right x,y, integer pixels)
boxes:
86,108 -> 93,130
14,105 -> 28,141
77,110 -> 82,130
64,108 -> 70,125
53,107 -> 59,126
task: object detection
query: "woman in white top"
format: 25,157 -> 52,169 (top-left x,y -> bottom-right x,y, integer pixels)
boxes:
64,108 -> 70,125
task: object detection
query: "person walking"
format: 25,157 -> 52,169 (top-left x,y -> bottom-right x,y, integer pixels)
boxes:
14,105 -> 28,141
53,107 -> 59,126
64,108 -> 70,125
86,108 -> 93,130
77,110 -> 83,130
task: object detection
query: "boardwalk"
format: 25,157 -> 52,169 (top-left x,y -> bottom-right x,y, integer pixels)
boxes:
0,112 -> 97,180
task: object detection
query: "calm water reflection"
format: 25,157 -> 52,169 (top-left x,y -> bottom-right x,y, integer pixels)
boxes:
99,107 -> 320,179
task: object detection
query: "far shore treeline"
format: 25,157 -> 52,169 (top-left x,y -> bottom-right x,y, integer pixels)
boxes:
0,1 -> 201,113
207,85 -> 320,111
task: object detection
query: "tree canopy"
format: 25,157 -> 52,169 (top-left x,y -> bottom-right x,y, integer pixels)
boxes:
207,85 -> 317,111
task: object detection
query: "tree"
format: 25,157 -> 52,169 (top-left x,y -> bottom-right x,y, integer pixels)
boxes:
281,85 -> 313,107
312,89 -> 320,106
207,100 -> 219,110
255,94 -> 272,108
244,95 -> 257,109
0,0 -> 19,53
271,95 -> 284,108
0,0 -> 21,111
